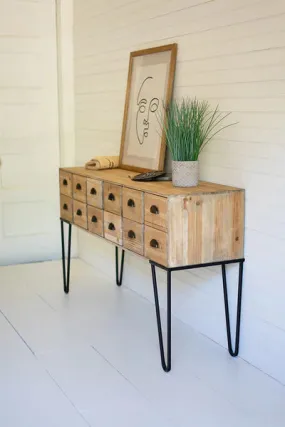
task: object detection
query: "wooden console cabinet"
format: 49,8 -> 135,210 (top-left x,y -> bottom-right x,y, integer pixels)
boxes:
59,166 -> 245,372
60,167 -> 244,267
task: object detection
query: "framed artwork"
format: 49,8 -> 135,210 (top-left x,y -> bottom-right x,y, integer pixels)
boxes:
119,44 -> 177,172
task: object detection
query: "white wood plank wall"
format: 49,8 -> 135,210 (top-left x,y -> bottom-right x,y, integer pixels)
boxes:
73,0 -> 285,383
0,0 -> 61,264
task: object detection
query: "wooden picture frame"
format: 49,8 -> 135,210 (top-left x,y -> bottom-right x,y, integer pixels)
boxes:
119,44 -> 177,172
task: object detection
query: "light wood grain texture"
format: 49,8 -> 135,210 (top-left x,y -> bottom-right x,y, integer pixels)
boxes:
144,193 -> 167,231
122,188 -> 144,224
73,200 -> 87,229
87,178 -> 103,208
73,174 -> 87,203
59,171 -> 72,197
123,218 -> 144,255
59,167 -> 245,267
61,167 -> 242,197
104,211 -> 122,245
167,191 -> 245,267
88,206 -> 103,236
144,226 -> 168,266
104,182 -> 122,215
60,195 -> 73,222
119,43 -> 177,173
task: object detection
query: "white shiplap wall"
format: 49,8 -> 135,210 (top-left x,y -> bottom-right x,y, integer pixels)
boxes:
0,0 -> 62,264
73,0 -> 285,383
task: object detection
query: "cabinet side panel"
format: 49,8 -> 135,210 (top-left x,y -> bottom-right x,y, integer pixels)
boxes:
168,196 -> 186,267
168,191 -> 245,267
231,190 -> 245,259
211,191 -> 245,262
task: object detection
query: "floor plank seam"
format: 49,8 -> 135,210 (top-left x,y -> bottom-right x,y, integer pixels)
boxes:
0,308 -> 36,357
90,344 -> 177,426
36,293 -> 57,312
45,369 -> 92,427
90,344 -> 143,395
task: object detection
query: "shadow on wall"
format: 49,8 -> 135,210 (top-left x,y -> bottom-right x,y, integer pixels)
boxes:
165,148 -> 172,173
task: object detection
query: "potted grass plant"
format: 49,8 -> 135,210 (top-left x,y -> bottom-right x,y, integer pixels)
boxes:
159,98 -> 235,187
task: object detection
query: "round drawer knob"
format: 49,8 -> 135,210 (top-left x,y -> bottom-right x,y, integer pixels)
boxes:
63,179 -> 68,186
76,209 -> 82,216
150,239 -> 159,248
127,199 -> 135,208
108,222 -> 115,231
128,230 -> 136,239
90,188 -> 97,195
76,183 -> 82,190
63,203 -> 68,210
91,215 -> 97,223
150,205 -> 159,215
108,193 -> 115,201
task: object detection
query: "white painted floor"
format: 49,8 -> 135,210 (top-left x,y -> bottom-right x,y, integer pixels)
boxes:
0,259 -> 285,427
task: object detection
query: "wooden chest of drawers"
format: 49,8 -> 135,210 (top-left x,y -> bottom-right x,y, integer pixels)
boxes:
59,167 -> 244,267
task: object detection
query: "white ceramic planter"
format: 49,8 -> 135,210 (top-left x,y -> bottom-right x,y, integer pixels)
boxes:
172,160 -> 199,187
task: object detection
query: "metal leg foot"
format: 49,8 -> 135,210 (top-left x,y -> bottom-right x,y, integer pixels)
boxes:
151,263 -> 171,372
60,220 -> 72,294
115,246 -> 125,286
222,260 -> 244,356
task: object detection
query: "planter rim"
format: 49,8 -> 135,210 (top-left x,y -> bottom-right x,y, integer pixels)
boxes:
172,160 -> 198,163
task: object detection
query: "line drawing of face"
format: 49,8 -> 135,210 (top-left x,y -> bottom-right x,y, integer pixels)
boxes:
136,76 -> 159,145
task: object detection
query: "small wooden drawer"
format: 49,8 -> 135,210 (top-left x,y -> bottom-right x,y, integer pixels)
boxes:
73,174 -> 87,203
59,171 -> 72,197
104,183 -> 122,215
144,226 -> 168,266
88,206 -> 103,236
87,178 -> 103,208
123,219 -> 144,255
73,200 -> 87,229
60,195 -> 73,222
123,188 -> 144,223
104,211 -> 122,245
144,194 -> 168,230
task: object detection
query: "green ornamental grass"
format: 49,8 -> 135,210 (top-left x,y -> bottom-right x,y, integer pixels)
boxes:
158,98 -> 235,161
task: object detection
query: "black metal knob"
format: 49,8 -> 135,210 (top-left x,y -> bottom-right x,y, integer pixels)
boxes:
76,209 -> 82,216
91,215 -> 97,223
108,193 -> 115,201
150,239 -> 159,248
108,222 -> 115,231
76,183 -> 82,190
127,199 -> 135,208
63,179 -> 68,186
63,203 -> 68,210
128,230 -> 136,239
90,187 -> 97,195
150,205 -> 159,215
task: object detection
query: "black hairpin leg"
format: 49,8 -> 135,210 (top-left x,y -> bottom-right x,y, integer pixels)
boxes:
151,263 -> 171,372
115,246 -> 125,286
60,219 -> 72,294
222,260 -> 244,356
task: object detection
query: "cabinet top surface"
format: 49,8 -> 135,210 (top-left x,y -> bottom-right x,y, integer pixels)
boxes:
61,167 -> 243,197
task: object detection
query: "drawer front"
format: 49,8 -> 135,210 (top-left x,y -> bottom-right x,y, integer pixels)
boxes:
88,206 -> 103,236
104,211 -> 122,245
144,226 -> 168,266
87,178 -> 103,208
104,183 -> 122,215
123,219 -> 144,255
73,200 -> 87,229
122,188 -> 144,223
60,195 -> 73,222
144,194 -> 168,230
73,174 -> 87,203
59,171 -> 72,197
